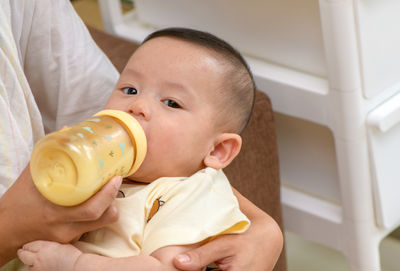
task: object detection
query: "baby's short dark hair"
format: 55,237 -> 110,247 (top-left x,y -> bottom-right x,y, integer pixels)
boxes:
143,27 -> 256,134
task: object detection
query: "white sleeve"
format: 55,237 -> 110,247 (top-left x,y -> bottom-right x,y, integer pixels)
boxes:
10,0 -> 119,132
0,0 -> 44,194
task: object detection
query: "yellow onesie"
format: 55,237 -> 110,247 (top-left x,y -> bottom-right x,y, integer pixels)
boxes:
75,167 -> 250,257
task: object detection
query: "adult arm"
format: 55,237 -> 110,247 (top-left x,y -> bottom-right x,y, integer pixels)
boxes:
0,165 -> 122,266
173,187 -> 284,271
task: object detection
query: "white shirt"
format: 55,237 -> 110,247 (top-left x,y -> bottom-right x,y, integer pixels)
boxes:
0,0 -> 119,195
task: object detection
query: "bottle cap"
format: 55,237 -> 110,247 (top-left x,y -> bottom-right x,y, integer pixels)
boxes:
95,110 -> 147,175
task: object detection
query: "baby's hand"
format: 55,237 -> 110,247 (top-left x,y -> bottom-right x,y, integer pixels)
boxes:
18,240 -> 82,271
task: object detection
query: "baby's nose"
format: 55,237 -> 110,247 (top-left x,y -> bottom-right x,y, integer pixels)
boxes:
128,100 -> 151,121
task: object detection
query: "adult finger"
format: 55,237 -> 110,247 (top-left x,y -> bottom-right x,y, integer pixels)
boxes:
42,200 -> 119,244
173,236 -> 233,270
66,176 -> 122,222
70,200 -> 119,235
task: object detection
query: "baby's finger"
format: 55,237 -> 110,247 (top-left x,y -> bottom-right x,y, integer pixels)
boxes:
17,248 -> 36,266
22,240 -> 47,252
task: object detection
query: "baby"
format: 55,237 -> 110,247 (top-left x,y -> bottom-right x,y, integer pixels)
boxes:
16,27 -> 256,271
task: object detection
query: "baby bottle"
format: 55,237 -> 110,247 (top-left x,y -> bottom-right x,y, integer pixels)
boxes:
30,110 -> 147,206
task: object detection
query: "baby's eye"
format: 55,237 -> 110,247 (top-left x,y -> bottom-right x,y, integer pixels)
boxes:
122,87 -> 138,95
162,99 -> 181,109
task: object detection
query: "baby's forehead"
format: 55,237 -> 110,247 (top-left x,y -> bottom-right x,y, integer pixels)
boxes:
127,37 -> 231,95
139,36 -> 227,62
134,37 -> 228,74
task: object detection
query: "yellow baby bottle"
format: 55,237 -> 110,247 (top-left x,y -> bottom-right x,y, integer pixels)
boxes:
30,110 -> 147,206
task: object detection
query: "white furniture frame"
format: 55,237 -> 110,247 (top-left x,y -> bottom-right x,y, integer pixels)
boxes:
97,1 -> 400,270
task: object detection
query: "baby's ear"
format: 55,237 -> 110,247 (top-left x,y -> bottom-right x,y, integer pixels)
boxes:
204,133 -> 242,170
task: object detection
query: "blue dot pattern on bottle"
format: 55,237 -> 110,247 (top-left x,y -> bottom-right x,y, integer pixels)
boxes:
82,126 -> 94,133
83,116 -> 129,173
98,156 -> 105,168
120,142 -> 125,155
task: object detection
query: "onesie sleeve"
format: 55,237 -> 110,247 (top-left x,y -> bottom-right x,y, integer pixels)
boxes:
141,168 -> 250,255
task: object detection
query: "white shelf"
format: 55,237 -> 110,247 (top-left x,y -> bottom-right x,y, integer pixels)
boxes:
247,57 -> 330,125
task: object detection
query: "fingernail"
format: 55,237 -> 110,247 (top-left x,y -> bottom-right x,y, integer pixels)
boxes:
113,176 -> 122,189
176,254 -> 191,263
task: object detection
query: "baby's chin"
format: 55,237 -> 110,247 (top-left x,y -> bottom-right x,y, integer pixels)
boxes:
125,172 -> 154,184
125,166 -> 167,183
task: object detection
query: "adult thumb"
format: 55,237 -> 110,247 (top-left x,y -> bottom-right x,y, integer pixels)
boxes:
173,239 -> 230,270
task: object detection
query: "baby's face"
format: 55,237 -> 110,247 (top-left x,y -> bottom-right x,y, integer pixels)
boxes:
105,37 -> 226,182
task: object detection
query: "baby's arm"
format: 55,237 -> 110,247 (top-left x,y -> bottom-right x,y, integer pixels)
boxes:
18,240 -> 204,271
75,244 -> 204,271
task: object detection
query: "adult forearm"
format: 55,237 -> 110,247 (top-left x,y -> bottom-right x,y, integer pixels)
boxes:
232,186 -> 268,220
232,186 -> 284,269
233,186 -> 283,242
0,201 -> 21,266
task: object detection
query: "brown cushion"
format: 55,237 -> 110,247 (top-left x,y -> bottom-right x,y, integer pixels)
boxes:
226,91 -> 283,226
225,91 -> 286,271
88,26 -> 286,271
88,27 -> 139,73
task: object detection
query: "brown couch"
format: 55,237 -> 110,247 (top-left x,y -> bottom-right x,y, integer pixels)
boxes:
88,26 -> 286,271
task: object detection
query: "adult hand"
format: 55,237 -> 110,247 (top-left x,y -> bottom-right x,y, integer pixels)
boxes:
0,164 -> 122,266
173,189 -> 283,271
